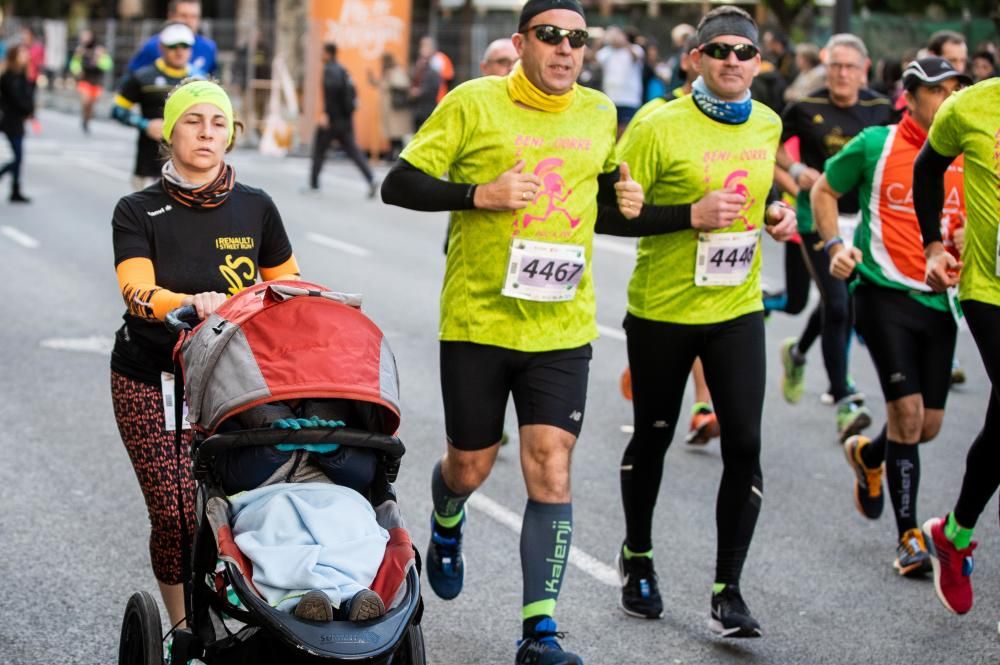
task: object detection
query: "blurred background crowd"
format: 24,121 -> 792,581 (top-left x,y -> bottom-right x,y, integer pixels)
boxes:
0,0 -> 997,161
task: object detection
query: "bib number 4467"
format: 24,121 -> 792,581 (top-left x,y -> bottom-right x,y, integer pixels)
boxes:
502,239 -> 587,302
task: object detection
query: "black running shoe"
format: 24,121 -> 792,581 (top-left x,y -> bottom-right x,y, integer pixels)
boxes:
616,544 -> 664,619
515,618 -> 583,665
709,586 -> 762,638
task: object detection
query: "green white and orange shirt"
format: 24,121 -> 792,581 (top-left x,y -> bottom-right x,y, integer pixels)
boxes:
824,113 -> 965,312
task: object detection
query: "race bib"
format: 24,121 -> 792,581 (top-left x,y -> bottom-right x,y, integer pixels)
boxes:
695,230 -> 759,286
502,239 -> 586,302
161,371 -> 191,431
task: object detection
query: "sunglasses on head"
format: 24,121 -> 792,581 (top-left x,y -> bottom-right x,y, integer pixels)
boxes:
699,42 -> 759,61
524,24 -> 589,49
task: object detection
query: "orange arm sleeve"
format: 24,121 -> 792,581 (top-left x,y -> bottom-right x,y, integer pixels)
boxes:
115,257 -> 188,321
260,254 -> 301,282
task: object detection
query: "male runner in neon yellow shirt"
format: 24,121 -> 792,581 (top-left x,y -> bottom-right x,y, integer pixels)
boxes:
615,6 -> 796,637
380,0 -> 686,660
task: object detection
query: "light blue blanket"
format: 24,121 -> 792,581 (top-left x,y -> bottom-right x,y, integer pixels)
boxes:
230,482 -> 389,610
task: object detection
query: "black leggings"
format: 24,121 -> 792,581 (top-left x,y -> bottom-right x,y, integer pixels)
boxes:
953,300 -> 1000,528
799,232 -> 854,401
621,311 -> 765,585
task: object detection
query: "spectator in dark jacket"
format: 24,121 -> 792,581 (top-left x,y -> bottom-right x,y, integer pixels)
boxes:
309,42 -> 377,197
0,44 -> 34,203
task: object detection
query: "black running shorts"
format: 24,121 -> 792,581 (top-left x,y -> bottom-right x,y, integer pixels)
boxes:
439,341 -> 592,450
854,283 -> 957,408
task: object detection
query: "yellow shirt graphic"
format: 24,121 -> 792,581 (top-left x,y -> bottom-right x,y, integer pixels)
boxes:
400,77 -> 618,351
619,95 -> 781,324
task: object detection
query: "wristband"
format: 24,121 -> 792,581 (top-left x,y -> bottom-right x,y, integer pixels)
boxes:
788,162 -> 807,181
464,184 -> 478,209
823,237 -> 844,255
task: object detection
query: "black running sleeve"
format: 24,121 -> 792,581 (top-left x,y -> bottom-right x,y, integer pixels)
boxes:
594,168 -> 691,237
913,142 -> 954,247
380,159 -> 477,212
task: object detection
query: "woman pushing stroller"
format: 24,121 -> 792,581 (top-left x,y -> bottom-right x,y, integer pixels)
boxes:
109,79 -> 300,628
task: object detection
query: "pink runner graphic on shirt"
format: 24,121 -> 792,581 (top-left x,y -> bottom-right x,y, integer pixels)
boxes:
724,169 -> 757,230
520,158 -> 581,229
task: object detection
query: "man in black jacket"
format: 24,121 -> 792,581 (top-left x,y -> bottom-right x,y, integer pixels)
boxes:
309,43 -> 377,197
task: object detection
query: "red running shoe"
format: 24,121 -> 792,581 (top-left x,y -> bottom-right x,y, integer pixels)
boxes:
922,516 -> 977,614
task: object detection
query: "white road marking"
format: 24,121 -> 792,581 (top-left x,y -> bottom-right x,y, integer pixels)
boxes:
593,237 -> 637,257
40,336 -> 114,354
305,232 -> 372,258
468,493 -> 619,587
1,226 -> 40,249
73,158 -> 132,181
597,324 -> 626,342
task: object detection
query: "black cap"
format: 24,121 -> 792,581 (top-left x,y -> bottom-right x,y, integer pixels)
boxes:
902,56 -> 973,92
518,0 -> 586,31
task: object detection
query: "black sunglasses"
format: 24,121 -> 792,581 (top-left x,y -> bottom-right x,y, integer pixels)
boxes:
165,43 -> 193,50
524,24 -> 589,49
699,42 -> 759,61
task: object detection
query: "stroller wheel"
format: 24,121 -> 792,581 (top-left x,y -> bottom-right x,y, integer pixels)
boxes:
390,623 -> 426,665
118,591 -> 163,665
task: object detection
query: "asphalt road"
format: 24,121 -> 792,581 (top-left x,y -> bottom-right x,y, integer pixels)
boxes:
1,109 -> 998,665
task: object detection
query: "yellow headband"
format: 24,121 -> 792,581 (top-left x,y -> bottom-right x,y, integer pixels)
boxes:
162,80 -> 235,145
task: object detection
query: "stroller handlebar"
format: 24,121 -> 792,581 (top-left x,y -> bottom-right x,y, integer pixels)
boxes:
165,305 -> 201,334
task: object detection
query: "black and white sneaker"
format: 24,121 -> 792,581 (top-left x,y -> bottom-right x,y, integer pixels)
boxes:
708,586 -> 762,638
616,544 -> 664,619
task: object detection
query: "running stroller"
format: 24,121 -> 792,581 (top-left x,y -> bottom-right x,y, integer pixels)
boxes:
117,281 -> 425,664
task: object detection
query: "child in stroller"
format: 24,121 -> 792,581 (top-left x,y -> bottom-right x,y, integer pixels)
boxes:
218,396 -> 392,623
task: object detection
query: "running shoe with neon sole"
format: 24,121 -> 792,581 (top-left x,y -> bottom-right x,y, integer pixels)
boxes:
686,404 -> 720,446
616,545 -> 664,619
836,394 -> 871,442
923,516 -> 977,614
780,337 -> 805,404
708,586 -> 762,638
842,435 -> 883,519
515,618 -> 583,665
426,512 -> 466,600
894,528 -> 932,577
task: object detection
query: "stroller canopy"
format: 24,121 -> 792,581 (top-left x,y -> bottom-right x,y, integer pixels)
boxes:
176,281 -> 401,435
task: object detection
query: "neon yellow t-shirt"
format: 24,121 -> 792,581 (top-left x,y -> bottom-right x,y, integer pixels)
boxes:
619,95 -> 782,324
400,77 -> 618,351
928,78 -> 1000,307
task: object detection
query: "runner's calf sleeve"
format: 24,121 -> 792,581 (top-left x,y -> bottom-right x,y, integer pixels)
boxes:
886,440 -> 920,535
520,499 -> 572,634
861,425 -> 888,468
431,460 -> 471,529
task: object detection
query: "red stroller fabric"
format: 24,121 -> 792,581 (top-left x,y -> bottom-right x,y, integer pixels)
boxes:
175,280 -> 401,435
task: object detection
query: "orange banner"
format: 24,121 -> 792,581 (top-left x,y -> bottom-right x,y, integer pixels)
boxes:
307,0 -> 412,154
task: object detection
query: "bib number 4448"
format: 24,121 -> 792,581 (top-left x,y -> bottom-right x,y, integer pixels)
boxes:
695,230 -> 759,286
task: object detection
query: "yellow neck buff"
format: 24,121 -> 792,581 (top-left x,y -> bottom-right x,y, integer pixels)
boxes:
506,61 -> 575,113
162,80 -> 235,146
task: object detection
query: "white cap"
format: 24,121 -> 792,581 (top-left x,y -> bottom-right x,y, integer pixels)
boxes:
159,23 -> 195,47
